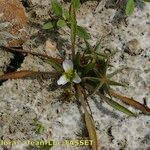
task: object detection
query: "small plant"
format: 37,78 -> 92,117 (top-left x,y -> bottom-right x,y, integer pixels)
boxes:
0,0 -> 150,150
33,118 -> 45,134
126,0 -> 150,16
42,0 -> 90,39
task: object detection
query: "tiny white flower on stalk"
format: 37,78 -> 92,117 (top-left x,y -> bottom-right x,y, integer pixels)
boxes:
57,59 -> 81,85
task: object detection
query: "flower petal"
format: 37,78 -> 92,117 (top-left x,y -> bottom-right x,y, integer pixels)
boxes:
57,75 -> 69,85
73,73 -> 81,83
63,59 -> 73,72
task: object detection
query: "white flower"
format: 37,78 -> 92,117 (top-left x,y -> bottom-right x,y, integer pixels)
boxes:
57,59 -> 81,85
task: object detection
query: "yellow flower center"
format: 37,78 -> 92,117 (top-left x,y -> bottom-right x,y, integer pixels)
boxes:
64,70 -> 75,81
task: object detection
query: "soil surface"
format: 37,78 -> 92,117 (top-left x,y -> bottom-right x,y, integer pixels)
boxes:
0,0 -> 150,150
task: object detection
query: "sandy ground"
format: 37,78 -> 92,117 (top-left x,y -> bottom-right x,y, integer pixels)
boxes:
0,0 -> 150,150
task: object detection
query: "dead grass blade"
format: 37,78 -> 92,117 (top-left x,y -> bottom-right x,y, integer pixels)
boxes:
1,46 -> 63,62
0,70 -> 58,80
110,91 -> 150,113
77,85 -> 98,150
1,46 -> 63,72
84,109 -> 98,150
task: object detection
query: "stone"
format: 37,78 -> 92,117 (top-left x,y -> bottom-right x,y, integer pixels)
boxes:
0,0 -> 28,47
125,39 -> 142,55
45,39 -> 59,58
0,1 -> 150,150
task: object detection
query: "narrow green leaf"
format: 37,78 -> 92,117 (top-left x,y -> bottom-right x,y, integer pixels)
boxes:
99,94 -> 135,116
89,81 -> 104,97
103,83 -> 112,97
52,0 -> 63,17
76,25 -> 90,39
103,60 -> 109,75
83,63 -> 95,75
69,0 -> 77,59
126,0 -> 135,16
42,22 -> 53,30
74,52 -> 81,68
84,40 -> 93,54
94,52 -> 108,59
74,0 -> 81,9
107,80 -> 126,87
83,77 -> 100,82
57,19 -> 67,28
